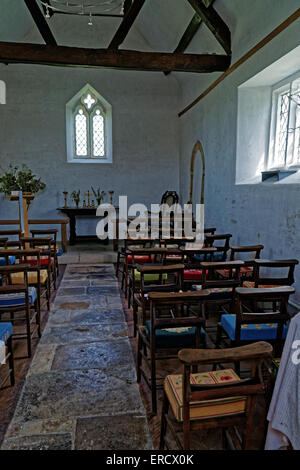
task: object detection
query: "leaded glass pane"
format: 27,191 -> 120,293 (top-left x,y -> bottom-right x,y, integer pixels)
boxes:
277,91 -> 290,165
75,108 -> 88,156
92,109 -> 105,157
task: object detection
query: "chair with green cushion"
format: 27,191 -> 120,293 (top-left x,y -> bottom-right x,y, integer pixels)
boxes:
137,290 -> 209,413
0,322 -> 14,388
117,238 -> 156,294
216,286 -> 294,356
132,263 -> 184,337
127,246 -> 167,308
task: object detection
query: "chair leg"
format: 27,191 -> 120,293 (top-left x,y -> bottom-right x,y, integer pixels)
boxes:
216,322 -> 222,348
136,331 -> 142,383
133,301 -> 138,337
151,348 -> 157,414
116,252 -> 120,276
46,277 -> 51,311
7,336 -> 15,387
127,279 -> 132,309
159,389 -> 170,450
26,307 -> 32,358
36,301 -> 41,338
53,264 -> 57,290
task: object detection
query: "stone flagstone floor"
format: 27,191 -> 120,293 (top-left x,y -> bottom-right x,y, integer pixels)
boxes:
1,264 -> 152,450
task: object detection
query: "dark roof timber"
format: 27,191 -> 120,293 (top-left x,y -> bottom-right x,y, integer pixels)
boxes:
0,41 -> 231,73
24,0 -> 56,45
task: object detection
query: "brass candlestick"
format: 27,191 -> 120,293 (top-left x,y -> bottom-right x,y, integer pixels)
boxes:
109,190 -> 114,205
85,190 -> 91,208
63,191 -> 68,208
82,200 -> 86,208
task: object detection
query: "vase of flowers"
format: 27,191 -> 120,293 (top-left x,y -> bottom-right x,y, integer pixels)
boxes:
91,187 -> 106,206
71,190 -> 80,208
0,164 -> 46,197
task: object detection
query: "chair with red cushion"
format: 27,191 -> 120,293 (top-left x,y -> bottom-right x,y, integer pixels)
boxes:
217,245 -> 264,281
31,229 -> 61,277
180,246 -> 217,288
20,237 -> 56,290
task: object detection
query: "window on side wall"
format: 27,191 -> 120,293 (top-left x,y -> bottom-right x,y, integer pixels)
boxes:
268,73 -> 300,170
66,83 -> 112,163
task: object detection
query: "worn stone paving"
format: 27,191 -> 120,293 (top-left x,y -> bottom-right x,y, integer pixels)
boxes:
1,264 -> 152,450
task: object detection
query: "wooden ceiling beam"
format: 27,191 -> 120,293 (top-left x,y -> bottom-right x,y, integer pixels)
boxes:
0,41 -> 231,73
24,0 -> 56,45
164,0 -> 215,76
187,0 -> 231,55
108,0 -> 146,50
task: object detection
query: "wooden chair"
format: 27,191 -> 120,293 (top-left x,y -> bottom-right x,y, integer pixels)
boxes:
217,245 -> 264,281
137,290 -> 209,413
204,233 -> 232,262
192,261 -> 244,318
132,263 -> 184,337
1,248 -> 51,312
180,246 -> 217,288
217,286 -> 294,356
0,322 -> 14,388
0,265 -> 40,357
20,237 -> 57,290
31,228 -> 61,276
127,246 -> 167,308
160,341 -> 273,450
116,238 -> 155,293
243,259 -> 298,288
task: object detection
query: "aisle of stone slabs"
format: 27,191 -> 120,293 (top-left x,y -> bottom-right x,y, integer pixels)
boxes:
1,264 -> 152,450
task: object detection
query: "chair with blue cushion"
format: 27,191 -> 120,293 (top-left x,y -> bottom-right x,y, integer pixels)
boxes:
217,286 -> 294,356
0,322 -> 14,388
137,290 -> 209,413
0,264 -> 40,357
204,233 -> 232,262
1,248 -> 51,312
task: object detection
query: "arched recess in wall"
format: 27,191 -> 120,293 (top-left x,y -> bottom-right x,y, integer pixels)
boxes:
0,80 -> 6,104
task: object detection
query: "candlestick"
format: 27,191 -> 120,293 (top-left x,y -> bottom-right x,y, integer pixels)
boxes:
63,191 -> 68,208
109,190 -> 114,205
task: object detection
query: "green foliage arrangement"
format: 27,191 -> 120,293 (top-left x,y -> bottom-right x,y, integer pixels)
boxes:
0,164 -> 46,196
91,187 -> 106,204
71,190 -> 81,207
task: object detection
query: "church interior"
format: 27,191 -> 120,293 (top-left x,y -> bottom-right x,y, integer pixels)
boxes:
0,0 -> 300,452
